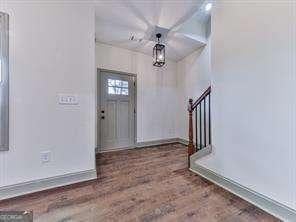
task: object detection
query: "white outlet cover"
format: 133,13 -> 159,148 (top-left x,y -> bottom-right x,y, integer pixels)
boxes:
41,151 -> 51,163
58,94 -> 79,105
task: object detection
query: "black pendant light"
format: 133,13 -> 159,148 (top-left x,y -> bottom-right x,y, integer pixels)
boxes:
153,33 -> 165,67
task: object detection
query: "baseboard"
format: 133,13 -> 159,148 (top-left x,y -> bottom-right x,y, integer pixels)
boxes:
189,164 -> 296,222
177,138 -> 188,146
177,139 -> 200,148
190,145 -> 212,161
99,145 -> 137,153
97,138 -> 183,153
0,169 -> 97,200
136,138 -> 180,148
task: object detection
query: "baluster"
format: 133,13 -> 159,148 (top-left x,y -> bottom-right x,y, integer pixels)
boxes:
195,109 -> 197,153
199,104 -> 202,150
204,98 -> 206,148
209,94 -> 211,145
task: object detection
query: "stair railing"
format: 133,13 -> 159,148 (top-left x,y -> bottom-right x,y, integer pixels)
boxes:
188,86 -> 211,166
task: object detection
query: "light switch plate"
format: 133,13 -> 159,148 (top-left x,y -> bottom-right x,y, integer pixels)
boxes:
58,94 -> 78,105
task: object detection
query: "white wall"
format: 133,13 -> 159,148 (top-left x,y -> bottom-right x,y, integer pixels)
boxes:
176,42 -> 211,141
0,1 -> 96,187
96,43 -> 177,143
183,1 -> 296,209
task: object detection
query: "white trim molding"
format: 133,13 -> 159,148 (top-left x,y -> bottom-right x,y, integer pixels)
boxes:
0,169 -> 97,200
190,145 -> 212,161
98,145 -> 137,153
177,138 -> 188,146
97,138 -> 183,153
136,138 -> 180,148
190,164 -> 296,222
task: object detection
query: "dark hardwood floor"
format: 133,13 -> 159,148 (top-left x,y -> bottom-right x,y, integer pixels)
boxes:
0,143 -> 280,221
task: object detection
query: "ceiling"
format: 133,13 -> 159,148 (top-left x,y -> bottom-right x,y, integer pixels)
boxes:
95,0 -> 211,62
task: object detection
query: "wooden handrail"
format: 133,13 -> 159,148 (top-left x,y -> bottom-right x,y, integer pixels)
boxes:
192,86 -> 211,110
187,86 -> 212,168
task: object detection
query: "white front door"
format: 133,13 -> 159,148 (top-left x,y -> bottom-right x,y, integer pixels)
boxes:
99,71 -> 135,151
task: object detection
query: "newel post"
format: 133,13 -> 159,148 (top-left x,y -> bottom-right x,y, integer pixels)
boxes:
188,99 -> 194,167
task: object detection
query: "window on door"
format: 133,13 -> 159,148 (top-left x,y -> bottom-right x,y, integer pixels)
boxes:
107,79 -> 129,95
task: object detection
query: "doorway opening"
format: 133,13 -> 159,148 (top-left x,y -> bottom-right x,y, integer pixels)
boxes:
97,69 -> 136,152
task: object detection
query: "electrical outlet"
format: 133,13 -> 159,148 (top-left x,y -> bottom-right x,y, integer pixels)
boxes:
40,151 -> 51,163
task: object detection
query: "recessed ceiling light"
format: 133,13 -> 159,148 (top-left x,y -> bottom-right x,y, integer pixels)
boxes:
205,3 -> 212,12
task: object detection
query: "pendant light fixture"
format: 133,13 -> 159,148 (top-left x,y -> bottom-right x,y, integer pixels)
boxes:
153,33 -> 165,67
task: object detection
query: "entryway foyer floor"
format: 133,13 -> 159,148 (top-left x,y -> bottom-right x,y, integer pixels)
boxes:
0,144 -> 279,221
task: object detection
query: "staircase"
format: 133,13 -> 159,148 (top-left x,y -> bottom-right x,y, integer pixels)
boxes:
187,86 -> 212,168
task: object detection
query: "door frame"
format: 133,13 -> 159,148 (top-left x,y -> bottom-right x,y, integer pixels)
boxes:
96,68 -> 137,153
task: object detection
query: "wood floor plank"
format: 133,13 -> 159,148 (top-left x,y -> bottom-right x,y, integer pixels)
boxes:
0,144 -> 280,221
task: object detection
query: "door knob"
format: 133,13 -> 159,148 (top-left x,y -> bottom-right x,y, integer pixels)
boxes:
101,116 -> 105,119
101,110 -> 105,113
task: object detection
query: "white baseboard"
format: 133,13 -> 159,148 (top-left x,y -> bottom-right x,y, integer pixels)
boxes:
177,139 -> 202,148
0,169 -> 97,200
97,138 -> 183,153
98,145 -> 137,153
190,164 -> 296,222
190,145 -> 212,161
136,138 -> 180,148
177,138 -> 188,146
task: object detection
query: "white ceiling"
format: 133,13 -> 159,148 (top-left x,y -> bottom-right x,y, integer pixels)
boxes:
95,0 -> 211,62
